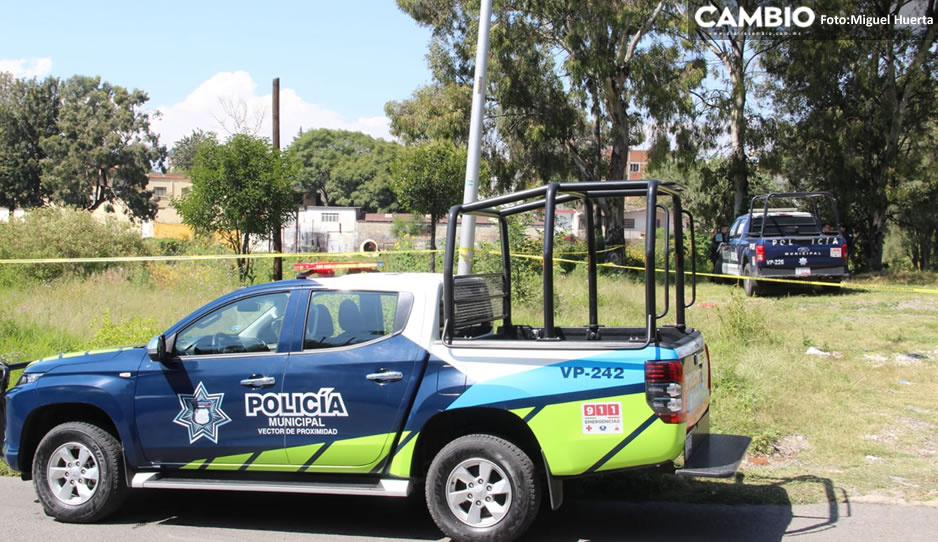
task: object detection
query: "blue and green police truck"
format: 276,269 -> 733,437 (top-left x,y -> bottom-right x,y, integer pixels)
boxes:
1,180 -> 749,542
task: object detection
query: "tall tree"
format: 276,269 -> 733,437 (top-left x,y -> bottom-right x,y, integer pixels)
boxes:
765,0 -> 937,270
0,75 -> 59,211
169,129 -> 217,173
683,0 -> 778,217
174,134 -> 296,282
390,140 -> 486,271
40,75 -> 167,220
396,0 -> 700,264
289,128 -> 401,212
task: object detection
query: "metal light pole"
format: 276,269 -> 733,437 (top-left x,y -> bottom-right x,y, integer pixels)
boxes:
457,0 -> 493,275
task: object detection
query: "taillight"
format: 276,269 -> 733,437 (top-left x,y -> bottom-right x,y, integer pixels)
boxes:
645,360 -> 685,423
704,344 -> 712,393
755,243 -> 765,263
841,243 -> 848,260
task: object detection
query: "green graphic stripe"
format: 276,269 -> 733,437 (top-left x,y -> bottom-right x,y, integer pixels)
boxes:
527,392 -> 683,476
388,431 -> 418,478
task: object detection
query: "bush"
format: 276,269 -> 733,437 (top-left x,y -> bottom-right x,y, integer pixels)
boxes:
0,208 -> 150,285
86,310 -> 161,349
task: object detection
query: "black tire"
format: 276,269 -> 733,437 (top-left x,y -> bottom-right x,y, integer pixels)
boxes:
425,434 -> 541,542
32,421 -> 127,523
743,264 -> 760,297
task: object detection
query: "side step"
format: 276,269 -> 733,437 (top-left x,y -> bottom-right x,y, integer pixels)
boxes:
676,434 -> 751,478
131,472 -> 411,497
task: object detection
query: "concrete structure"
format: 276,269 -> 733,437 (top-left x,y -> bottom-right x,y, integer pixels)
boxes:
143,173 -> 193,239
0,208 -> 26,222
284,206 -> 361,253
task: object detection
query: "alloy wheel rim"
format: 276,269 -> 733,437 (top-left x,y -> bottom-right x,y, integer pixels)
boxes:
445,457 -> 512,527
46,442 -> 100,505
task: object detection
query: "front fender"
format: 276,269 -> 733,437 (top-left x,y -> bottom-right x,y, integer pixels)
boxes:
8,373 -> 141,473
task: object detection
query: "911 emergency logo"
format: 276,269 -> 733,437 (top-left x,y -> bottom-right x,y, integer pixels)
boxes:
173,381 -> 232,444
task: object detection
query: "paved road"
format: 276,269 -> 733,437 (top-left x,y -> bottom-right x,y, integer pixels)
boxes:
1,476 -> 936,541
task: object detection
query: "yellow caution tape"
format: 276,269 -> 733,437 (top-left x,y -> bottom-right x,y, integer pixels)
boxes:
0,249 -> 441,264
1,247 -> 936,295
503,252 -> 938,295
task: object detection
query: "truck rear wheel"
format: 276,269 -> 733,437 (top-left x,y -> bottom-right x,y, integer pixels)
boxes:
426,434 -> 541,542
32,421 -> 127,523
743,264 -> 760,297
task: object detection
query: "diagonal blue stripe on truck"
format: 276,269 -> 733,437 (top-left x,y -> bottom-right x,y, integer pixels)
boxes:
446,348 -> 661,410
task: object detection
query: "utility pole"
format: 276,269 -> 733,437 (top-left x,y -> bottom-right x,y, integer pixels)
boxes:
272,77 -> 283,280
457,0 -> 493,275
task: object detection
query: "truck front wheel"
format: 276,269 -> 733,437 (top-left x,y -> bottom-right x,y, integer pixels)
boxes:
426,434 -> 541,542
32,421 -> 127,523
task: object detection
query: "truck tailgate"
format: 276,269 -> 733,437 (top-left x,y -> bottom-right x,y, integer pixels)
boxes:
762,236 -> 845,275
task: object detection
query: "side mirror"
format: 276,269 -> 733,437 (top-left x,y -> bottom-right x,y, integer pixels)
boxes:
147,335 -> 168,362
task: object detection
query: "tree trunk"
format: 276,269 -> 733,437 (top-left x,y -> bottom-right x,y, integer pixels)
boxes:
729,50 -> 748,218
240,233 -> 253,283
429,215 -> 437,273
272,221 -> 282,281
865,204 -> 887,271
604,98 -> 628,266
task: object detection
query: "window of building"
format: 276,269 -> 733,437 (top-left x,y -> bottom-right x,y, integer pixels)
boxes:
181,187 -> 191,196
321,212 -> 339,223
153,186 -> 167,198
629,163 -> 641,173
304,291 -> 400,349
624,218 -> 636,229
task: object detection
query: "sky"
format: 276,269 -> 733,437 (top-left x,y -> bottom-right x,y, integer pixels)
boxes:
0,1 -> 434,147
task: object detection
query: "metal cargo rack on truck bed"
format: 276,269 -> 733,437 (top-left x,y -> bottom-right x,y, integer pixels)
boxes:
442,179 -> 698,348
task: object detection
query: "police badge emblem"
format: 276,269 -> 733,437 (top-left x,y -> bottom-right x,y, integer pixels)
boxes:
173,382 -> 231,443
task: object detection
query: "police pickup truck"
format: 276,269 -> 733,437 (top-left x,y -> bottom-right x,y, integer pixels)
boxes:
716,192 -> 849,296
1,181 -> 750,542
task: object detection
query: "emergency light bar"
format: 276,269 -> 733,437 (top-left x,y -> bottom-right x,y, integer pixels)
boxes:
294,261 -> 383,278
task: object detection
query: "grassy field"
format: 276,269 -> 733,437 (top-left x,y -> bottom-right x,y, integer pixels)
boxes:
1,262 -> 936,506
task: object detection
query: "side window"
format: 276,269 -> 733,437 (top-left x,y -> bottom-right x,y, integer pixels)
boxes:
174,292 -> 289,356
730,218 -> 745,239
305,291 -> 400,349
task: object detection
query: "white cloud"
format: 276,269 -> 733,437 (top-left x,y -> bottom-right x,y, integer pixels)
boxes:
0,57 -> 53,78
151,71 -> 393,149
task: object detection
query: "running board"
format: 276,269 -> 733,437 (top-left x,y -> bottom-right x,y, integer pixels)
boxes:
131,472 -> 411,497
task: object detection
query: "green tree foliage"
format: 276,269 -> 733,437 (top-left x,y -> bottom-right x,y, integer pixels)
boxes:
40,75 -> 167,220
648,155 -> 776,231
0,75 -> 60,211
764,0 -> 937,271
681,0 -> 778,217
289,129 -> 401,212
174,134 -> 296,282
891,120 -> 938,271
390,141 -> 488,271
386,83 -> 472,145
169,129 -> 217,173
394,0 -> 702,264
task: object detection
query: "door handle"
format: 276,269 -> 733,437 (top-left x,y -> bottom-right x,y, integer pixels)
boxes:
366,370 -> 403,384
240,375 -> 276,388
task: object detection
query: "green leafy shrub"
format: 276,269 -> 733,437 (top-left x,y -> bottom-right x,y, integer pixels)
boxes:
85,310 -> 161,349
0,208 -> 150,285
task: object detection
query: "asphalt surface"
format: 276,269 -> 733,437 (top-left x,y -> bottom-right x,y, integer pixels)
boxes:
1,476 -> 936,541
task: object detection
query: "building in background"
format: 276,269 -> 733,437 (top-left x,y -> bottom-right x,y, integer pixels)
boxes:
142,172 -> 193,239
628,149 -> 649,180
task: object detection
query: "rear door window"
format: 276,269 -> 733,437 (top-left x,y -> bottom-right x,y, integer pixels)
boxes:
304,291 -> 400,349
